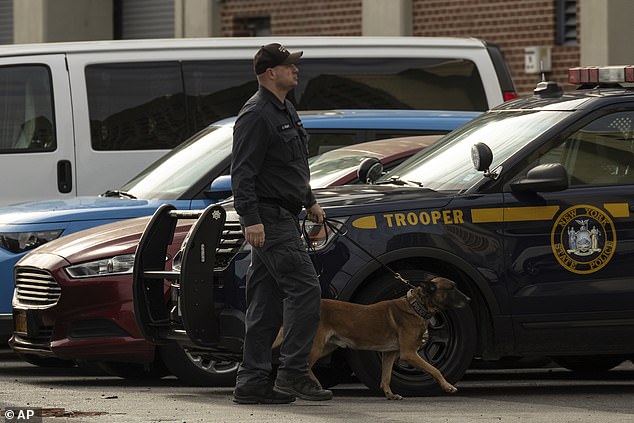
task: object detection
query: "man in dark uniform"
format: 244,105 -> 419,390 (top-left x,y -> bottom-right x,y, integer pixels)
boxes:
231,43 -> 333,404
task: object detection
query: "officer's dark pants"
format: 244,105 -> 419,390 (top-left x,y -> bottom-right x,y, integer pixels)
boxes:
235,204 -> 321,389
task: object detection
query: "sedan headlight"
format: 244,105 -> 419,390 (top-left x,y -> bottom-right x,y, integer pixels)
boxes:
65,254 -> 135,278
0,230 -> 63,253
302,218 -> 348,251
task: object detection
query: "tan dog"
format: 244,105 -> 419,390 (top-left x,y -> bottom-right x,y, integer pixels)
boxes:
274,276 -> 470,400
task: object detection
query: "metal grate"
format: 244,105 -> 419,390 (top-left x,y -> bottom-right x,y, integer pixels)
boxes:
14,267 -> 61,307
215,217 -> 244,270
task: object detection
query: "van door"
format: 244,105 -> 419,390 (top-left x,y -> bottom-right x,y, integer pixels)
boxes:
0,55 -> 74,206
68,59 -> 187,196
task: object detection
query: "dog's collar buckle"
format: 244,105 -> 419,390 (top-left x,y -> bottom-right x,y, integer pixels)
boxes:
406,289 -> 434,319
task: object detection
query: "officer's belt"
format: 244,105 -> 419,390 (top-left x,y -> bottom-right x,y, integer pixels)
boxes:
258,197 -> 301,216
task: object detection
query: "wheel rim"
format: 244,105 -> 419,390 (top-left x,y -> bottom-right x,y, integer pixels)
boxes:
184,349 -> 239,375
392,311 -> 455,377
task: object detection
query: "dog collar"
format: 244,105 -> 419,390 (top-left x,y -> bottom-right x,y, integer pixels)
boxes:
406,289 -> 434,319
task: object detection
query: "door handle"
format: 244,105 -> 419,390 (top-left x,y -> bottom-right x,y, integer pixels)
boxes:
57,160 -> 72,193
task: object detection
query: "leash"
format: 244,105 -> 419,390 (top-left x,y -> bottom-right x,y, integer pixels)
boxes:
301,216 -> 418,290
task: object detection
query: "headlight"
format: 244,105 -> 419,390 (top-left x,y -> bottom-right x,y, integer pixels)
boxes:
65,254 -> 135,278
0,230 -> 63,254
302,218 -> 348,251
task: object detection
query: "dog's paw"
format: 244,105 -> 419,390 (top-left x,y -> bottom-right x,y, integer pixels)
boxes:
385,392 -> 403,400
442,384 -> 458,394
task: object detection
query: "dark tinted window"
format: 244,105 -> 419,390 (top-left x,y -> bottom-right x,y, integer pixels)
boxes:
86,57 -> 487,151
86,62 -> 187,150
0,65 -> 55,153
295,58 -> 487,111
182,61 -> 257,131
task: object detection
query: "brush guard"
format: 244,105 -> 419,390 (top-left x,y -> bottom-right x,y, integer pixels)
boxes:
132,203 -> 243,355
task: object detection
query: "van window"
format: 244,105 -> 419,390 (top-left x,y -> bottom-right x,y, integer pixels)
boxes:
86,62 -> 188,151
296,58 -> 488,111
182,61 -> 256,131
85,57 -> 487,153
0,65 -> 56,153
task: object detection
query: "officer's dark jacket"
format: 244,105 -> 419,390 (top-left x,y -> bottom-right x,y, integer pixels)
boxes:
231,86 -> 316,227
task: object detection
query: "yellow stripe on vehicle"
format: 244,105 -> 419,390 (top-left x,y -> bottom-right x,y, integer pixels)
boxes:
472,206 -> 560,223
604,203 -> 630,218
352,215 -> 377,229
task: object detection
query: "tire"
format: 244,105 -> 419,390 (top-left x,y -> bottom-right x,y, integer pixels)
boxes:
16,353 -> 75,368
312,349 -> 355,388
345,270 -> 477,396
159,343 -> 238,386
98,358 -> 170,380
552,355 -> 626,373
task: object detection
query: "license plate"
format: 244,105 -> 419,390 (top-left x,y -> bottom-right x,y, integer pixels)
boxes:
14,311 -> 27,334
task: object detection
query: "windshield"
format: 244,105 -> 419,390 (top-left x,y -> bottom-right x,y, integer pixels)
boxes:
379,110 -> 570,192
309,150 -> 372,188
120,125 -> 233,199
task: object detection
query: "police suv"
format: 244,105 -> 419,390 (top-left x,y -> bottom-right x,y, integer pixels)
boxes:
134,67 -> 634,395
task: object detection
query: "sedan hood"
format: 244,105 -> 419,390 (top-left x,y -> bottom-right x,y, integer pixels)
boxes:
0,197 -> 168,224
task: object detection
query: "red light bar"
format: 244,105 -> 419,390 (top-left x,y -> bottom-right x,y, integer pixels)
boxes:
626,65 -> 634,83
569,65 -> 634,85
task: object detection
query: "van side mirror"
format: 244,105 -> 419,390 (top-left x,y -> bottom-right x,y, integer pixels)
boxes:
206,174 -> 232,200
510,163 -> 568,192
357,157 -> 383,184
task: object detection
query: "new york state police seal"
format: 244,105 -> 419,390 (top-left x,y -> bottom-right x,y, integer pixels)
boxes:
550,204 -> 616,274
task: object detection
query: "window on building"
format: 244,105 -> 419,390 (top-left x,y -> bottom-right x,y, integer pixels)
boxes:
232,16 -> 271,37
0,65 -> 56,153
556,0 -> 577,45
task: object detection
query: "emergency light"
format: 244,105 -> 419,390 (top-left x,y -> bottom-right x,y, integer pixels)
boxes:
569,65 -> 634,85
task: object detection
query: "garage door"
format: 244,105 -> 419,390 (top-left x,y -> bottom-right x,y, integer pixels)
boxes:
116,0 -> 174,39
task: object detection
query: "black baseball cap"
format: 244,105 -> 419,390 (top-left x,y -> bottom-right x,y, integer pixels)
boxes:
253,43 -> 303,75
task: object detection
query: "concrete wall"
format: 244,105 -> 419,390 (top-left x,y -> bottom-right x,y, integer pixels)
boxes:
176,0 -> 222,38
362,0 -> 412,36
14,0 -> 112,44
580,0 -> 634,66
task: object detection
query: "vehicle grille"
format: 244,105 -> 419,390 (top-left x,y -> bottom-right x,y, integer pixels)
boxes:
14,267 -> 61,307
215,217 -> 244,270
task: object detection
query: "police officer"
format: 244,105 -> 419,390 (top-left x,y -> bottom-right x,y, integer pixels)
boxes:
231,43 -> 332,404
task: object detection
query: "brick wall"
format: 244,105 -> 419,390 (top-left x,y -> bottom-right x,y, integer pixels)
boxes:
221,0 -> 362,36
220,0 -> 580,95
413,0 -> 580,95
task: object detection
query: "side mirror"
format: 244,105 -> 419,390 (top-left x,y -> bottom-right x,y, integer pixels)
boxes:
206,174 -> 233,200
510,163 -> 568,192
471,142 -> 493,172
357,157 -> 383,184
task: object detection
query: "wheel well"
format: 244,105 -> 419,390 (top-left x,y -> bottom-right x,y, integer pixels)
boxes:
348,256 -> 493,358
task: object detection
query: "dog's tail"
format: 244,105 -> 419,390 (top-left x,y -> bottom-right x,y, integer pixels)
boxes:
272,327 -> 284,349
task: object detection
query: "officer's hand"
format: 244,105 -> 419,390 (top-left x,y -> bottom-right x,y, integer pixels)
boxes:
306,203 -> 325,224
245,223 -> 265,248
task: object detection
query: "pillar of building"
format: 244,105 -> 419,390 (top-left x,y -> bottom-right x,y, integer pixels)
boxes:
362,0 -> 412,36
175,0 -> 222,38
580,0 -> 634,66
14,0 -> 112,44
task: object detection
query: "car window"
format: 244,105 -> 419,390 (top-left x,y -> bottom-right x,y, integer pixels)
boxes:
120,125 -> 232,199
0,65 -> 56,153
538,111 -> 634,186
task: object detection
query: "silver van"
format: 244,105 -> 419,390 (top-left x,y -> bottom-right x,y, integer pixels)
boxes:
0,36 -> 515,206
